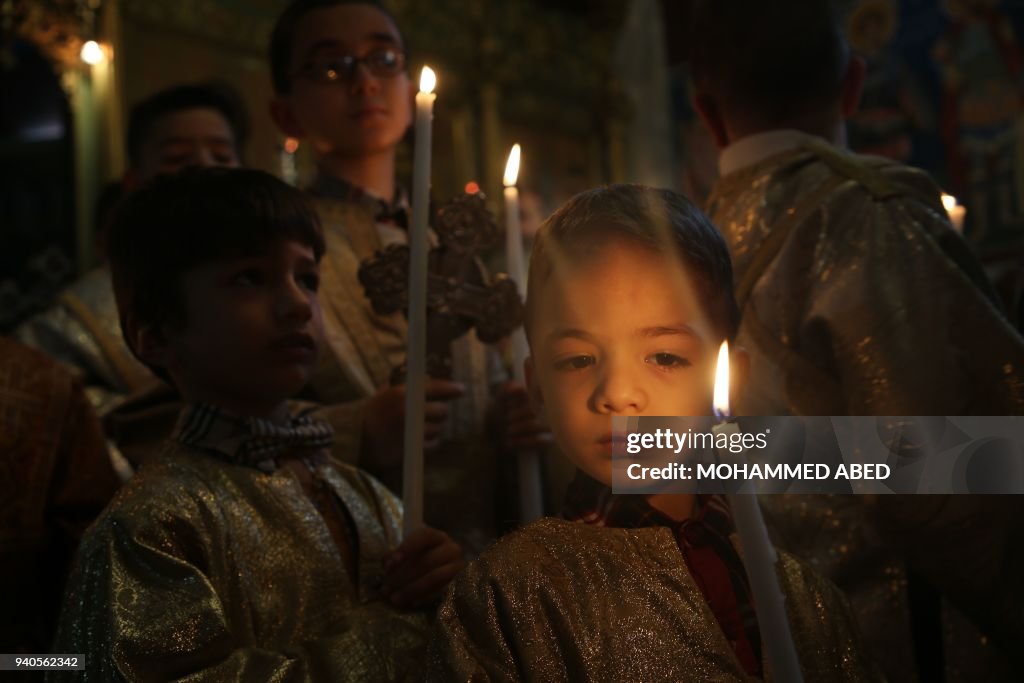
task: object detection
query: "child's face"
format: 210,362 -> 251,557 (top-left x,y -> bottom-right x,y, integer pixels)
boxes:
274,3 -> 413,160
164,240 -> 323,417
526,238 -> 717,485
135,108 -> 239,183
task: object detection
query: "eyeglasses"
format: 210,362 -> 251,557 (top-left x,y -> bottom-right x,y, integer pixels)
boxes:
296,48 -> 406,84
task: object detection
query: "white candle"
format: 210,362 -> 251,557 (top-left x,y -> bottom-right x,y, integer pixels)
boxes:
403,66 -> 436,536
942,193 -> 966,233
504,144 -> 544,522
712,341 -> 803,682
280,137 -> 299,186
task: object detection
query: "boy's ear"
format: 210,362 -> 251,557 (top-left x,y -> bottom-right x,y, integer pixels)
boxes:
525,356 -> 544,413
269,98 -> 306,139
730,345 -> 751,410
126,314 -> 173,369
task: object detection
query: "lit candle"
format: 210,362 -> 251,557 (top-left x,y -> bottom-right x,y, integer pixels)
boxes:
403,66 -> 436,536
504,144 -> 543,522
942,193 -> 966,233
280,137 -> 299,186
712,341 -> 803,682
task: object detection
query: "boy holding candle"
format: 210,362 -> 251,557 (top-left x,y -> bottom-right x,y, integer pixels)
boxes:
426,184 -> 880,681
267,0 -> 550,552
50,168 -> 463,681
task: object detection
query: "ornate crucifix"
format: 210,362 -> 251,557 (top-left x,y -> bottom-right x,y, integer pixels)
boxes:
358,193 -> 523,385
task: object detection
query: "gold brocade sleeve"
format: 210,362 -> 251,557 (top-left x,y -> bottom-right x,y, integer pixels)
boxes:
707,148 -> 1024,417
798,188 -> 1024,415
49,451 -> 428,682
426,519 -> 882,683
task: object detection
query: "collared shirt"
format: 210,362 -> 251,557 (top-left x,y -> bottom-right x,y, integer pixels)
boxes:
562,471 -> 763,678
171,402 -> 335,473
309,174 -> 410,246
719,129 -> 830,177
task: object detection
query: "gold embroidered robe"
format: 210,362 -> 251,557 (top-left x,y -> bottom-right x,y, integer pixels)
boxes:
15,266 -> 162,416
426,518 -> 881,682
49,443 -> 428,682
0,337 -> 119,653
706,142 -> 1024,679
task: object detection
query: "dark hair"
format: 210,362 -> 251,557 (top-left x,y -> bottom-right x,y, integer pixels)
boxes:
126,82 -> 249,167
687,0 -> 849,126
525,184 -> 739,343
269,0 -> 404,95
108,168 -> 325,378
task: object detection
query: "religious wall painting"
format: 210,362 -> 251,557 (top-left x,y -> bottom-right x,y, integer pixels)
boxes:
846,0 -> 936,163
933,0 -> 1024,251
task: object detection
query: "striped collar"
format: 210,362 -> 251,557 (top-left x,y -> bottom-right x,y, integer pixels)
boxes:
172,402 -> 335,473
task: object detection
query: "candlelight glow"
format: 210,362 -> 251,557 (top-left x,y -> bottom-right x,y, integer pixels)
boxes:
80,40 -> 105,65
419,66 -> 436,94
283,137 -> 299,154
504,143 -> 521,187
941,193 -> 958,212
713,341 -> 730,418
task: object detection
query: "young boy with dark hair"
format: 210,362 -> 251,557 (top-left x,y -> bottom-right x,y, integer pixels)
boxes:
51,167 -> 463,681
268,0 -> 550,551
426,185 -> 879,682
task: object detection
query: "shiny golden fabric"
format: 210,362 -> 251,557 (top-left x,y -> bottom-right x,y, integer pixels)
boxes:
706,144 -> 1024,679
426,518 -> 881,682
15,266 -> 163,416
308,197 -> 506,554
50,442 -> 428,682
705,144 -> 1024,417
0,338 -> 119,653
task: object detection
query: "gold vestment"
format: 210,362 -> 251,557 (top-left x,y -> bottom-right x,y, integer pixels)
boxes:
426,518 -> 881,682
0,337 -> 119,653
15,266 -> 162,416
706,142 -> 1024,679
49,441 -> 427,682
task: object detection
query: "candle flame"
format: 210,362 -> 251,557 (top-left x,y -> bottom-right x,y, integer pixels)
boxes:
81,40 -> 106,65
419,66 -> 436,94
941,193 -> 958,211
504,144 -> 521,187
713,341 -> 730,418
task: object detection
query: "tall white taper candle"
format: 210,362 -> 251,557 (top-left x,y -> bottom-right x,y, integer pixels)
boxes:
712,341 -> 803,682
503,144 -> 544,521
403,66 -> 436,536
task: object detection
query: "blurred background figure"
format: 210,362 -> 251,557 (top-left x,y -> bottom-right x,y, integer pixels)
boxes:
0,337 -> 119,657
15,82 -> 247,420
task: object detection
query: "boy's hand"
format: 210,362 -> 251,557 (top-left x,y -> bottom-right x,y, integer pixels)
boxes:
491,381 -> 553,453
363,378 -> 465,466
382,527 -> 464,608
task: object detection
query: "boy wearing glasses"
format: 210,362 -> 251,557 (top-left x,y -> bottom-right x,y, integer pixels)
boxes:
269,0 -> 550,554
